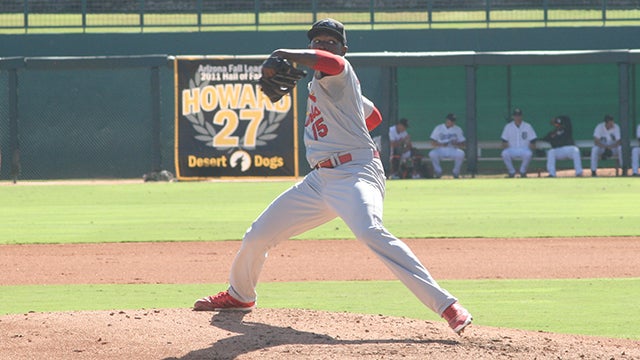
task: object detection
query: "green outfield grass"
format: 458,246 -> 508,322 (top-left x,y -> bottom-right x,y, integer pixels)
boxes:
0,178 -> 638,245
1,278 -> 638,339
1,178 -> 638,340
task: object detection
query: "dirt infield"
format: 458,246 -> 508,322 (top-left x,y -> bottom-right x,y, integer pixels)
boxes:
2,237 -> 640,359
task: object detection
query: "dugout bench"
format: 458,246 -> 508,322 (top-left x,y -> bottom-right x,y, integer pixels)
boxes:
412,139 -> 639,177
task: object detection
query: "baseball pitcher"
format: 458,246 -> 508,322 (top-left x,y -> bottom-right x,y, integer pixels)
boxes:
193,18 -> 472,335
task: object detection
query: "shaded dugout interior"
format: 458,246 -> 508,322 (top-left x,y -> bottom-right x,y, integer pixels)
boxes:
397,63 -> 621,142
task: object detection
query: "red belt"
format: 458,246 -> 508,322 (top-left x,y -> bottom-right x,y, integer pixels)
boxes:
315,150 -> 380,169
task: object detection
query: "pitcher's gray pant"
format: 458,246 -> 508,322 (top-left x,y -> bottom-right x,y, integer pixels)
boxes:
228,157 -> 457,316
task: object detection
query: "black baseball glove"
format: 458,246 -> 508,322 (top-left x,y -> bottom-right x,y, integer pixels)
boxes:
258,56 -> 307,103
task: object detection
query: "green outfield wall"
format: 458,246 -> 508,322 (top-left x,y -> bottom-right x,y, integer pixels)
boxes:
1,28 -> 639,180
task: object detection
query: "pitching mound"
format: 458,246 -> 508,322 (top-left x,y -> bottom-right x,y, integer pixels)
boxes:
1,308 -> 638,360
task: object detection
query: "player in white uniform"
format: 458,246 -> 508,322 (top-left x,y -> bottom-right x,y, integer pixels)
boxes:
428,113 -> 465,178
193,18 -> 473,335
500,108 -> 537,178
389,118 -> 422,179
632,124 -> 640,176
590,115 -> 622,177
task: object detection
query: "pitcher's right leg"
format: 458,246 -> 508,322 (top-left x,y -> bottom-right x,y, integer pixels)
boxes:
196,175 -> 333,310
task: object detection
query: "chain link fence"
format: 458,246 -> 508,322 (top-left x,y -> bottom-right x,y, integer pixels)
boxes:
0,57 -> 174,181
1,0 -> 640,33
0,71 -> 8,179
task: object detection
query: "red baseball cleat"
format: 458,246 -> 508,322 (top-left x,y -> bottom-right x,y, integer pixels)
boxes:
193,290 -> 255,312
442,302 -> 473,335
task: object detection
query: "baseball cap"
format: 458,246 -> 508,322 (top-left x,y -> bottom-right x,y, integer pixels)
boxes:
307,18 -> 346,45
398,118 -> 409,128
554,115 -> 571,127
446,113 -> 457,121
512,108 -> 523,116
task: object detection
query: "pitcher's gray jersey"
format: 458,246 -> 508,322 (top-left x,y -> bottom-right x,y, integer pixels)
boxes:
304,59 -> 377,168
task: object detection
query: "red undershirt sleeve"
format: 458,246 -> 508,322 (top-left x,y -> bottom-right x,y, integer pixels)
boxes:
365,106 -> 382,131
312,50 -> 345,76
312,51 -> 379,130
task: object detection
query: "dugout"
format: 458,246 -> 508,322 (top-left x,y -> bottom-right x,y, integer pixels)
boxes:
349,50 -> 639,176
0,50 -> 638,180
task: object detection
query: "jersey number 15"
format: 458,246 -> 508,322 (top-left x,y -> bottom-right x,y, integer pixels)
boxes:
307,105 -> 328,140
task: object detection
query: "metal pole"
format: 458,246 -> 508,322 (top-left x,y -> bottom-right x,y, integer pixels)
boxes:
139,0 -> 145,33
312,0 -> 317,23
466,65 -> 478,177
23,0 -> 28,33
486,0 -> 491,28
255,0 -> 260,31
427,0 -> 433,28
380,66 -> 397,175
150,66 -> 162,171
197,0 -> 202,31
543,0 -> 548,27
632,64 -> 637,137
81,0 -> 87,33
8,68 -> 20,183
619,62 -> 631,175
506,65 -> 512,116
370,0 -> 375,30
602,0 -> 607,26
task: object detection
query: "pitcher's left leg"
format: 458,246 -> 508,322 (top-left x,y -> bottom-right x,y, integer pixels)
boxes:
229,178 -> 334,303
327,172 -> 457,315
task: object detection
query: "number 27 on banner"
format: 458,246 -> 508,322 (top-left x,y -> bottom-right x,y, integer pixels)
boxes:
213,109 -> 263,147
